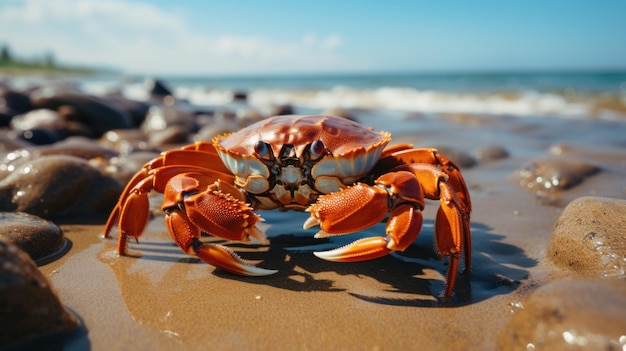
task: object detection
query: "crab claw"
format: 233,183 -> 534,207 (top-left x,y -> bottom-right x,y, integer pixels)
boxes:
196,242 -> 278,276
313,237 -> 392,262
305,182 -> 389,235
307,173 -> 425,264
166,209 -> 277,276
162,173 -> 277,276
313,204 -> 422,262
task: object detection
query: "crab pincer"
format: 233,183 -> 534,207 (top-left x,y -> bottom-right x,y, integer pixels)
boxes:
304,171 -> 425,261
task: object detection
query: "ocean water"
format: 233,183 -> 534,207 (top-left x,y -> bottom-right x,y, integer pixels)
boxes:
81,70 -> 626,120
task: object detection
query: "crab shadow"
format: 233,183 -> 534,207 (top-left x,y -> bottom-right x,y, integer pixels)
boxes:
104,209 -> 535,308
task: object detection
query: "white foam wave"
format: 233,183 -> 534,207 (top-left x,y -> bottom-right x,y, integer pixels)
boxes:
250,87 -> 610,117
172,86 -> 624,120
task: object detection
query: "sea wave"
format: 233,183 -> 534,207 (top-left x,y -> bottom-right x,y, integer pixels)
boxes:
68,73 -> 626,121
167,85 -> 626,120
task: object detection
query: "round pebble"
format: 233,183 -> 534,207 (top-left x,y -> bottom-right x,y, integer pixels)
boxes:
100,129 -> 151,155
0,88 -> 32,116
10,108 -> 65,132
547,196 -> 626,277
0,137 -> 119,181
517,157 -> 599,193
148,125 -> 190,146
0,130 -> 32,153
473,145 -> 509,161
193,122 -> 238,142
30,91 -> 133,137
141,105 -> 195,136
432,146 -> 477,168
0,212 -> 67,264
0,238 -> 78,347
100,151 -> 161,185
0,155 -> 123,218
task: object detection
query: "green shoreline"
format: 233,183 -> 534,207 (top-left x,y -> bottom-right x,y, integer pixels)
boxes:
0,59 -> 103,76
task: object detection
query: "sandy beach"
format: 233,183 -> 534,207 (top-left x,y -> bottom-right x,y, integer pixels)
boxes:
1,74 -> 626,350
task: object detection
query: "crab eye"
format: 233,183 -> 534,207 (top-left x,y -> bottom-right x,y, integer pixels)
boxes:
254,140 -> 269,157
310,140 -> 326,159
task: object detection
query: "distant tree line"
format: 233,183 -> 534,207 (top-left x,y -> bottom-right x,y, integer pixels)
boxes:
1,44 -> 56,67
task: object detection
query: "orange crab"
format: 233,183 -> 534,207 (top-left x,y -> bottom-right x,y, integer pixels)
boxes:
104,115 -> 471,297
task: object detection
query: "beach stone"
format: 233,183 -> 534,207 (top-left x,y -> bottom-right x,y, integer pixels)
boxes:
148,125 -> 190,146
18,128 -> 63,145
0,111 -> 12,127
0,130 -> 32,153
100,129 -> 151,155
30,91 -> 133,137
497,278 -> 626,350
0,155 -> 123,218
547,196 -> 626,277
517,157 -> 599,193
9,108 -> 74,144
146,78 -> 174,99
99,151 -> 161,185
0,238 -> 78,347
432,146 -> 477,168
0,137 -> 119,181
141,105 -> 195,135
0,88 -> 32,116
232,90 -> 247,102
473,145 -> 509,162
193,122 -> 238,142
10,109 -> 65,133
236,108 -> 265,127
0,212 -> 65,263
103,94 -> 151,127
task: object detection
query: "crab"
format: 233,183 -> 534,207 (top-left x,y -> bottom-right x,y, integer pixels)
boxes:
104,115 -> 472,297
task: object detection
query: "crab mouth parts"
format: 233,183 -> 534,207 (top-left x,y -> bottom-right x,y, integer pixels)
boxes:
272,143 -> 320,187
250,142 -> 329,208
277,144 -> 299,165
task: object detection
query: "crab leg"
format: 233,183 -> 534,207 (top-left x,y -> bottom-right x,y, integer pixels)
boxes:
104,165 -> 232,238
104,142 -> 236,253
162,173 -> 276,276
375,147 -> 471,212
375,147 -> 472,271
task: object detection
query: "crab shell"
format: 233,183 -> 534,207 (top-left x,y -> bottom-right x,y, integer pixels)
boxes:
213,115 -> 391,201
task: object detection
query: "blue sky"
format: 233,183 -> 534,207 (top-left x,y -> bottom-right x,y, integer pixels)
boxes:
1,0 -> 625,75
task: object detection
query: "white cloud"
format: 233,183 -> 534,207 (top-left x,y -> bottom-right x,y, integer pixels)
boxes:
321,35 -> 342,51
0,0 -> 352,74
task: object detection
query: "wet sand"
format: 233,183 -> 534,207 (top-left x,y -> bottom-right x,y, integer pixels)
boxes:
30,110 -> 626,350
